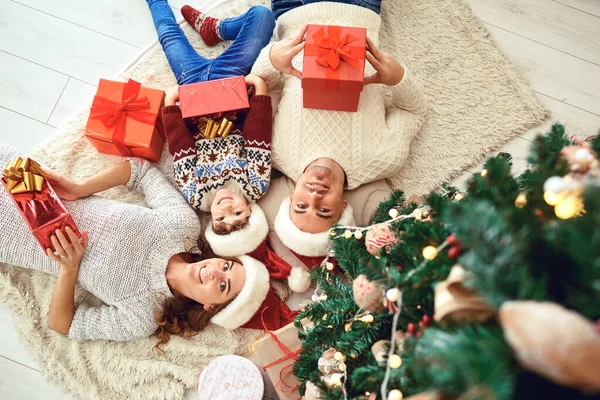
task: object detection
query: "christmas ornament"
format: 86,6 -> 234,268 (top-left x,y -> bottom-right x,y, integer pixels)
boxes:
561,143 -> 599,176
434,265 -> 493,322
364,223 -> 400,257
386,288 -> 401,302
318,348 -> 346,377
353,274 -> 386,312
197,355 -> 264,400
303,380 -> 322,400
499,301 -> 600,391
371,339 -> 390,364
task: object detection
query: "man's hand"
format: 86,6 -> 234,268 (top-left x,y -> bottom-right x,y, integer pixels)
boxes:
46,227 -> 89,272
165,85 -> 180,106
269,25 -> 308,79
245,74 -> 267,96
364,37 -> 405,86
43,169 -> 89,200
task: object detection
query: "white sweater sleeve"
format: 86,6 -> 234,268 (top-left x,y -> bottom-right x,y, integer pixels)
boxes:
68,296 -> 158,341
251,43 -> 284,92
126,158 -> 184,209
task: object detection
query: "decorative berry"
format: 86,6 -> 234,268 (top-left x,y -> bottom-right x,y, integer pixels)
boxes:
448,246 -> 461,259
407,323 -> 417,334
446,235 -> 459,246
422,315 -> 432,326
416,331 -> 423,338
418,321 -> 426,329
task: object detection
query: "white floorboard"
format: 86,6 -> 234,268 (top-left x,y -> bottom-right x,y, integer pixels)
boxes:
0,1 -> 138,85
47,78 -> 97,128
0,51 -> 68,122
0,0 -> 598,398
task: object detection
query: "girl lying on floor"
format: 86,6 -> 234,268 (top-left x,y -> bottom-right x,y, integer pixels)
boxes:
0,144 -> 296,343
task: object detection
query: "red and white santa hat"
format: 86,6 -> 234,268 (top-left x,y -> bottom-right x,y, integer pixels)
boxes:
274,197 -> 355,292
205,203 -> 269,258
210,254 -> 297,331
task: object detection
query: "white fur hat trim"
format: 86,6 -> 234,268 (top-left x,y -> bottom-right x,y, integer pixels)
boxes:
274,197 -> 355,257
205,203 -> 269,257
210,255 -> 270,330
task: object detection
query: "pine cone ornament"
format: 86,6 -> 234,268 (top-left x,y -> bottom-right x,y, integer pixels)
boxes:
499,301 -> 600,392
353,274 -> 386,312
365,223 -> 400,257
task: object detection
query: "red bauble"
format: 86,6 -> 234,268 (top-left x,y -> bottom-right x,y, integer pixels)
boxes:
422,315 -> 432,326
448,246 -> 461,259
407,323 -> 417,334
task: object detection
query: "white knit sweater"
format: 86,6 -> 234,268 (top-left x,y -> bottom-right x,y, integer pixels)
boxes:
251,2 -> 428,189
0,144 -> 201,341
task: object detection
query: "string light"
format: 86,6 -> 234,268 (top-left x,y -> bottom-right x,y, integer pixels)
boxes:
344,230 -> 353,239
555,196 -> 581,219
354,230 -> 363,239
480,169 -> 488,177
422,246 -> 438,260
386,288 -> 401,302
388,354 -> 402,369
326,262 -> 335,271
338,363 -> 346,372
543,190 -> 560,206
360,314 -> 374,323
514,193 -> 527,208
389,208 -> 399,218
453,192 -> 465,201
388,389 -> 403,400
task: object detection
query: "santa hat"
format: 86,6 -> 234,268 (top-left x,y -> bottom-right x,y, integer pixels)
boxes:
210,255 -> 297,331
274,197 -> 355,292
205,203 -> 269,257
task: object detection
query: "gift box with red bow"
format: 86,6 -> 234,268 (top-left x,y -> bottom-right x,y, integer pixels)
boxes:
85,79 -> 165,163
254,322 -> 302,400
2,156 -> 82,252
302,24 -> 367,112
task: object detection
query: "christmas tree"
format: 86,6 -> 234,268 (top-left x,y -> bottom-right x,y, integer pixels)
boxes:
293,125 -> 600,400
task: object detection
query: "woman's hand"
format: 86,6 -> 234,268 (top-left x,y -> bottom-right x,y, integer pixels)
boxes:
43,169 -> 89,200
364,37 -> 405,86
269,25 -> 308,79
245,74 -> 267,96
165,85 -> 180,106
46,227 -> 89,272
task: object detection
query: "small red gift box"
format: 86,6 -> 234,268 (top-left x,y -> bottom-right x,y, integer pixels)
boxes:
255,322 -> 302,400
86,79 -> 165,163
178,76 -> 250,118
302,24 -> 367,112
2,157 -> 81,252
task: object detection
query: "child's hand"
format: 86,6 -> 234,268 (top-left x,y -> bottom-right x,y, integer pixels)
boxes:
46,227 -> 89,273
165,85 -> 180,106
245,74 -> 267,96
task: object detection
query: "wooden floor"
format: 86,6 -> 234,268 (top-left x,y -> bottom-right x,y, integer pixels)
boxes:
0,0 -> 598,398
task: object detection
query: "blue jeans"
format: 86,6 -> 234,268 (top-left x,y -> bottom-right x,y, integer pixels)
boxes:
146,1 -> 275,84
271,0 -> 382,19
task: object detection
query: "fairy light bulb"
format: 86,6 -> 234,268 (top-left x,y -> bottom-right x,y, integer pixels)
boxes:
388,389 -> 403,400
389,208 -> 399,218
544,190 -> 560,206
338,362 -> 346,372
555,196 -> 579,219
453,192 -> 465,201
354,230 -> 363,239
326,262 -> 335,271
360,314 -> 374,323
422,246 -> 438,260
344,230 -> 353,238
388,354 -> 402,369
334,351 -> 345,361
386,288 -> 401,302
514,193 -> 527,208
480,169 -> 488,177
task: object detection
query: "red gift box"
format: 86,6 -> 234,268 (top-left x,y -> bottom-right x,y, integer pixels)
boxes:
86,79 -> 165,163
2,157 -> 81,252
302,24 -> 367,112
178,76 -> 250,118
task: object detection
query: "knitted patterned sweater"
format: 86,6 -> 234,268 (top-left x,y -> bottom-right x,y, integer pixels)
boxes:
0,144 -> 200,341
163,95 -> 273,212
250,3 -> 428,189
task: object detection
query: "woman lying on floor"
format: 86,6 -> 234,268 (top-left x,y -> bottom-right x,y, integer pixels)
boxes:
0,144 -> 296,343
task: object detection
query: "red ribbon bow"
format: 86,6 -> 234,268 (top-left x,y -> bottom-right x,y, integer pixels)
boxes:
90,79 -> 157,157
313,26 -> 361,71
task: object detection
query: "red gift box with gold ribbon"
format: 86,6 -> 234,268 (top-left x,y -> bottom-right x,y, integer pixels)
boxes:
2,156 -> 81,252
85,79 -> 165,163
302,24 -> 367,112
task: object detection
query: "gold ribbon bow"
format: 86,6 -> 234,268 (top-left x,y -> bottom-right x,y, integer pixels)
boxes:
3,157 -> 45,194
198,113 -> 237,139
